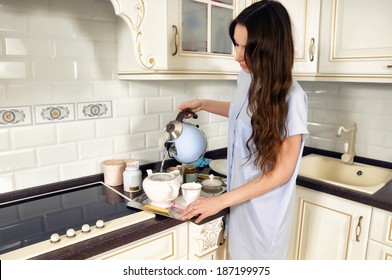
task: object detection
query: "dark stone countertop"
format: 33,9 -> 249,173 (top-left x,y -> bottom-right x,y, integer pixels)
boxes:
1,147 -> 391,259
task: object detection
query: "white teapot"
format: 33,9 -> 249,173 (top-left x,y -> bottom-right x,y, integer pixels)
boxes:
142,169 -> 181,208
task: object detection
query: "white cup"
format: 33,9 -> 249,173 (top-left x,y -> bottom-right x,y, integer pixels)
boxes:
181,182 -> 202,206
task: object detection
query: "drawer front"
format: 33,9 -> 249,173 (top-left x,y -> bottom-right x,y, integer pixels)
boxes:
90,223 -> 188,260
369,208 -> 392,247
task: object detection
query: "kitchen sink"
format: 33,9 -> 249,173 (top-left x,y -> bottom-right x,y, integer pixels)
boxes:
298,154 -> 392,194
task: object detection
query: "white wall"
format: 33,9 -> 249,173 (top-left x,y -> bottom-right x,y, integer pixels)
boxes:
0,0 -> 391,193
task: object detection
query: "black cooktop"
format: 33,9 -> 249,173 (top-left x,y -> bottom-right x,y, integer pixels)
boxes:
0,182 -> 139,254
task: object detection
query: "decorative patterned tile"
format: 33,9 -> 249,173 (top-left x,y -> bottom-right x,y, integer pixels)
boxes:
77,101 -> 112,120
0,106 -> 32,127
34,103 -> 75,124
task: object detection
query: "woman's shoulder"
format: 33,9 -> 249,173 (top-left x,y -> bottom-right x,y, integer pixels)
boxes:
287,79 -> 307,102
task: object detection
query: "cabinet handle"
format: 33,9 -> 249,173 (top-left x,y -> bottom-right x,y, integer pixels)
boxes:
355,216 -> 363,242
387,65 -> 392,69
309,38 -> 316,62
172,25 -> 179,56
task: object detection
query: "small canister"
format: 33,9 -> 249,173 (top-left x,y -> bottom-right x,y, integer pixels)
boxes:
183,164 -> 197,183
103,160 -> 125,187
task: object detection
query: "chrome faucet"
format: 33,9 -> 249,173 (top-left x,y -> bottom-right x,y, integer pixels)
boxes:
336,123 -> 357,164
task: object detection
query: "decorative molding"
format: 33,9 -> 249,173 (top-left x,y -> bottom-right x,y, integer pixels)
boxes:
77,101 -> 112,120
35,104 -> 75,124
192,217 -> 223,257
0,106 -> 32,127
111,0 -> 155,69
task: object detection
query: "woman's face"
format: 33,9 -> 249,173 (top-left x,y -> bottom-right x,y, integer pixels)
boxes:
233,24 -> 249,73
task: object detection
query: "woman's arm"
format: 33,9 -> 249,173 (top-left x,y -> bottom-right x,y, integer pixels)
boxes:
179,99 -> 231,117
180,134 -> 302,223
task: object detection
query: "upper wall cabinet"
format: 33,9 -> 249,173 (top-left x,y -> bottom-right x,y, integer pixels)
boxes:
318,0 -> 392,80
279,0 -> 321,74
110,0 -> 244,80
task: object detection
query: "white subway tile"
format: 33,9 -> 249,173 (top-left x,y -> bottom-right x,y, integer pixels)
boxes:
130,81 -> 159,97
11,124 -> 56,149
32,60 -> 75,79
198,123 -> 220,139
114,133 -> 145,154
96,117 -> 129,138
131,148 -> 161,164
160,81 -> 186,96
54,81 -> 94,101
0,129 -> 11,151
92,60 -> 115,79
94,80 -> 129,100
219,122 -> 229,136
37,143 -> 78,166
5,37 -> 53,57
146,97 -> 173,114
60,159 -> 98,181
186,81 -> 209,97
79,138 -> 113,159
0,149 -> 37,172
57,120 -> 96,143
208,136 -> 228,151
92,0 -> 116,22
54,39 -> 94,59
15,166 -> 59,190
0,62 -> 27,79
0,174 -> 14,193
146,131 -> 166,149
0,11 -> 28,33
94,41 -> 116,60
51,0 -> 92,19
73,19 -> 116,41
112,98 -> 144,117
7,82 -> 55,104
131,115 -> 159,133
29,16 -> 74,38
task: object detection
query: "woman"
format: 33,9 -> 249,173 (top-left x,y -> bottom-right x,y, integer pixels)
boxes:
179,0 -> 308,259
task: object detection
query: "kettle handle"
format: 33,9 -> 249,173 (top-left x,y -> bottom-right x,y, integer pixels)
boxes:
175,109 -> 198,122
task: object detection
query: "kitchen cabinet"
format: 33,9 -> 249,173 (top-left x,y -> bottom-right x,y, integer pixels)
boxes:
318,0 -> 392,79
89,216 -> 226,260
110,0 -> 244,80
278,0 -> 321,75
366,207 -> 392,260
288,186 -> 372,260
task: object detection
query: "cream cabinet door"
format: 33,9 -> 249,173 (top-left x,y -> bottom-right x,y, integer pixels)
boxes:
111,0 -> 242,79
366,240 -> 392,260
289,186 -> 372,260
366,207 -> 392,260
89,223 -> 188,260
279,0 -> 321,74
318,0 -> 392,75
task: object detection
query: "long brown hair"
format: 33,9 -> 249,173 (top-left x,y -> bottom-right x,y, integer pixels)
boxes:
229,0 -> 294,174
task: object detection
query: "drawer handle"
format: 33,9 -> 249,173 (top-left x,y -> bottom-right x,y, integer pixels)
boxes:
172,25 -> 179,56
355,216 -> 363,242
309,38 -> 316,62
387,65 -> 392,69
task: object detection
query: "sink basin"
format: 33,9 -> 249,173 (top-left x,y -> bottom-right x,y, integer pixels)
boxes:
298,154 -> 392,194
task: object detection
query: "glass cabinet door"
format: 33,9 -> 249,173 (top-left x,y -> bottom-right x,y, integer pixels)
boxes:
182,0 -> 234,55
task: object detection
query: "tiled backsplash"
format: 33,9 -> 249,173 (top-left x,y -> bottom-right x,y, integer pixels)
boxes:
0,0 -> 391,193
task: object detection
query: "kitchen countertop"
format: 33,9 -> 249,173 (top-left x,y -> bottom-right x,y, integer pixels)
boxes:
1,147 -> 391,259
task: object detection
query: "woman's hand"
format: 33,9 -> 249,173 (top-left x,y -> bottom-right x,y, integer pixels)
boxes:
179,99 -> 205,113
180,196 -> 224,223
